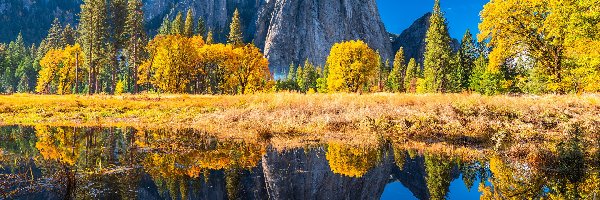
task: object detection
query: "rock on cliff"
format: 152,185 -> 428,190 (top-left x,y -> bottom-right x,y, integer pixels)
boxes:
390,13 -> 459,68
261,147 -> 393,200
390,13 -> 431,66
254,0 -> 392,74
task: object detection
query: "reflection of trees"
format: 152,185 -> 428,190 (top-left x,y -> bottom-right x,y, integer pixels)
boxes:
325,143 -> 382,178
424,153 -> 454,200
138,128 -> 264,199
480,135 -> 599,200
392,145 -> 407,170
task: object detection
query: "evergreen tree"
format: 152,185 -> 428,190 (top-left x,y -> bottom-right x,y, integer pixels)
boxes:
109,0 -> 128,93
423,0 -> 453,93
184,9 -> 195,37
62,24 -> 77,46
296,64 -> 304,92
46,18 -> 64,49
206,30 -> 214,44
405,58 -> 418,93
316,64 -> 329,93
125,0 -> 146,93
2,33 -> 28,93
458,29 -> 477,90
301,60 -> 319,92
158,15 -> 171,35
171,12 -> 184,35
387,48 -> 406,92
228,9 -> 244,47
195,18 -> 206,37
79,0 -> 109,94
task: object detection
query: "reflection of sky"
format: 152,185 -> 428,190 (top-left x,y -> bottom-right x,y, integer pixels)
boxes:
376,0 -> 489,39
380,182 -> 419,200
447,175 -> 482,200
380,174 -> 483,200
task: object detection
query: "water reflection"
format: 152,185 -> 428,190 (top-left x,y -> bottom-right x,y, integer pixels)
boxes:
0,126 -> 598,199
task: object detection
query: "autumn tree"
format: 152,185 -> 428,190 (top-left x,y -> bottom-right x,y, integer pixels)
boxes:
225,44 -> 270,94
326,40 -> 379,93
144,35 -> 202,93
479,0 -> 600,93
422,0 -> 453,93
36,44 -> 85,94
228,9 -> 244,47
196,44 -> 234,94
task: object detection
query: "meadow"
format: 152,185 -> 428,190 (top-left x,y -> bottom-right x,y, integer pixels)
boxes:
1,93 -> 598,148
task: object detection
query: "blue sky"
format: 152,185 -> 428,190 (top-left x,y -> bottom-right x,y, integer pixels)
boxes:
377,0 -> 489,39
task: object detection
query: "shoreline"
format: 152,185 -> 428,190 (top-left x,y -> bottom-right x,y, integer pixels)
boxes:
0,93 -> 599,147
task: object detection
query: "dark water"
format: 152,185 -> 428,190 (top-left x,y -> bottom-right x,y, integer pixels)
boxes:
0,126 -> 598,200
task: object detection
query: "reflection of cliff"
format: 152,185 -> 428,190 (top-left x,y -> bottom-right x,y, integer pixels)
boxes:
261,146 -> 392,200
389,150 -> 461,200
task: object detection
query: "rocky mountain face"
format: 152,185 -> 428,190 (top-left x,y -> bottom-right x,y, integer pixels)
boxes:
390,12 -> 459,67
2,0 -> 392,75
390,13 -> 431,66
254,0 -> 392,74
0,0 -> 80,44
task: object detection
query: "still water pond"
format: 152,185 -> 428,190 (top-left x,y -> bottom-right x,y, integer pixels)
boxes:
0,126 -> 598,199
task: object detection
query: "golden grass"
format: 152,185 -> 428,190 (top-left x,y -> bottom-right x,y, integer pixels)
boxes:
0,93 -> 599,147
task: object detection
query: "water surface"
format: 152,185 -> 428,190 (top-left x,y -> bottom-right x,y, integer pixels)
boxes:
0,126 -> 597,199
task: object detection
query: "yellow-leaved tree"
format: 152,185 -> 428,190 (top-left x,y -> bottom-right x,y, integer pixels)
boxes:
144,35 -> 204,93
225,44 -> 271,94
36,44 -> 85,94
326,40 -> 379,93
479,0 -> 600,93
196,43 -> 235,94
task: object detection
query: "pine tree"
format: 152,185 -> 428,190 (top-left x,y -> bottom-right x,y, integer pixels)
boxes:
457,29 -> 477,90
79,0 -> 109,94
46,18 -> 64,49
184,9 -> 195,37
302,60 -> 319,92
206,30 -> 214,44
228,9 -> 244,47
158,15 -> 171,35
405,58 -> 418,93
423,0 -> 453,93
296,64 -> 304,92
195,18 -> 206,37
109,0 -> 128,93
125,0 -> 146,93
62,24 -> 77,46
171,12 -> 184,35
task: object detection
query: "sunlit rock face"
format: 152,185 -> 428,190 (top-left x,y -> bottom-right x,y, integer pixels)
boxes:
260,147 -> 393,200
255,0 -> 392,74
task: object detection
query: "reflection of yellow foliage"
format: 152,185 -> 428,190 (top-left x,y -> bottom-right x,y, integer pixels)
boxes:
143,138 -> 264,179
480,156 -> 545,200
326,143 -> 380,178
34,125 -> 79,165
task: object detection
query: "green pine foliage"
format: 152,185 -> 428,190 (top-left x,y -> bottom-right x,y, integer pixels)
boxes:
404,58 -> 419,93
171,12 -> 184,35
423,0 -> 453,93
184,9 -> 195,37
228,9 -> 244,47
